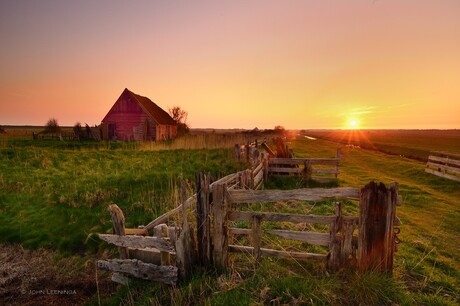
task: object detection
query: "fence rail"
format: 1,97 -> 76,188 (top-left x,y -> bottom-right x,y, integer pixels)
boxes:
425,151 -> 460,182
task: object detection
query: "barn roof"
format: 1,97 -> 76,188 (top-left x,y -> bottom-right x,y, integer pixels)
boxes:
103,88 -> 176,125
126,89 -> 176,125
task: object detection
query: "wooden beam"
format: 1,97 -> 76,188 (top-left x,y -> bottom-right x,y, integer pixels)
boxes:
228,187 -> 360,203
98,259 -> 178,285
228,245 -> 327,261
428,155 -> 460,167
425,168 -> 460,182
268,167 -> 303,174
269,158 -> 339,166
426,162 -> 460,174
430,151 -> 460,160
98,234 -> 174,253
267,230 -> 330,246
124,228 -> 148,235
228,211 -> 358,224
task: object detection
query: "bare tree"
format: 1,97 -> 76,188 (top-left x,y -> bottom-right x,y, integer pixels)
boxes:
43,118 -> 61,134
168,106 -> 190,136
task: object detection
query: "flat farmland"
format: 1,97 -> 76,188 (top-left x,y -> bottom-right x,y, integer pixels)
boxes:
302,129 -> 460,161
0,130 -> 459,305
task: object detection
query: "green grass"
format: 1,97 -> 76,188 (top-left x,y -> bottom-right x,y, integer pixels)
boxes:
1,133 -> 459,305
0,139 -> 246,255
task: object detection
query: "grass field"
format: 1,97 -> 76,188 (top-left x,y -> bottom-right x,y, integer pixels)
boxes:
1,130 -> 459,305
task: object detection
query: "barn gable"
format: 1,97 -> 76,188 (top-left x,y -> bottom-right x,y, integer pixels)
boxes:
101,88 -> 177,141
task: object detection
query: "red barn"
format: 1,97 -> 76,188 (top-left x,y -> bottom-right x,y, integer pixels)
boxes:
101,88 -> 177,141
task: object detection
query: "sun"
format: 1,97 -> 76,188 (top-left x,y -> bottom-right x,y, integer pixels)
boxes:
347,118 -> 360,129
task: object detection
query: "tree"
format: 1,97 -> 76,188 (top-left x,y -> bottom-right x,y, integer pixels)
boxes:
169,106 -> 190,136
43,118 -> 61,134
274,125 -> 285,136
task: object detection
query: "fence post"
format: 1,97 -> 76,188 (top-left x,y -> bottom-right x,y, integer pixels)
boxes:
107,204 -> 129,284
327,202 -> 342,271
251,215 -> 262,263
246,141 -> 250,163
154,224 -> 171,266
175,182 -> 195,279
358,182 -> 398,273
212,183 -> 228,270
304,160 -> 312,181
234,144 -> 240,160
196,172 -> 212,266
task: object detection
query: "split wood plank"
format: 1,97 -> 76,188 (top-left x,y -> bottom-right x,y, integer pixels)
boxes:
98,259 -> 178,285
98,234 -> 174,253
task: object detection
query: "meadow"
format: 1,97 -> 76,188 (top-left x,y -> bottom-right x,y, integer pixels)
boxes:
302,129 -> 460,161
0,129 -> 459,305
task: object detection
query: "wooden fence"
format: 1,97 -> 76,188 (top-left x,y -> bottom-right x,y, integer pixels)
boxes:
236,140 -> 340,182
203,181 -> 401,273
97,146 -> 402,285
425,151 -> 460,182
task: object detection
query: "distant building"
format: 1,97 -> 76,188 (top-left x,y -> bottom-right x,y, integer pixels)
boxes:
101,88 -> 177,141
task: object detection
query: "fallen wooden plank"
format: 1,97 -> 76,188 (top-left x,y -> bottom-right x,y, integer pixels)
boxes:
98,259 -> 178,285
98,234 -> 174,252
425,168 -> 460,182
228,245 -> 327,261
228,187 -> 360,203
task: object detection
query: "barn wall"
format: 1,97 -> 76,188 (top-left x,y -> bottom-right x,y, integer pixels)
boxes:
101,89 -> 177,141
102,92 -> 155,141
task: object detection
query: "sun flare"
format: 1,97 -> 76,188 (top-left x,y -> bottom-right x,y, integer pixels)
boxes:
347,118 -> 360,129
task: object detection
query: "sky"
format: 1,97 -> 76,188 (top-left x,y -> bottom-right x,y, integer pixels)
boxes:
1,0 -> 459,129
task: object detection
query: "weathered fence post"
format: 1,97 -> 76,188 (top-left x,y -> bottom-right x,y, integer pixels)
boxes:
358,182 -> 398,273
107,204 -> 129,284
108,204 -> 129,259
304,160 -> 312,181
327,202 -> 342,271
154,224 -> 171,266
196,172 -> 212,266
212,183 -> 228,270
175,182 -> 195,279
251,214 -> 263,263
246,141 -> 250,163
234,144 -> 240,160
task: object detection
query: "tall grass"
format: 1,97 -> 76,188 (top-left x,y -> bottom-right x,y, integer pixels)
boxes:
138,132 -> 256,151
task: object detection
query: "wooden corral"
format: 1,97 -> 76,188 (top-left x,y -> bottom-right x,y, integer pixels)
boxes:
425,151 -> 460,182
236,139 -> 340,182
97,144 -> 402,285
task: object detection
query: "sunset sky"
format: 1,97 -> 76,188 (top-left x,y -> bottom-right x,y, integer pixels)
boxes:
1,0 -> 459,129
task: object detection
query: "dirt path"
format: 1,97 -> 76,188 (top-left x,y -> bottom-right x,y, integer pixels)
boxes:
0,244 -> 113,305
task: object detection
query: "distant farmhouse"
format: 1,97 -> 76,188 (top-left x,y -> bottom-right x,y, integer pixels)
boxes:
101,88 -> 177,141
